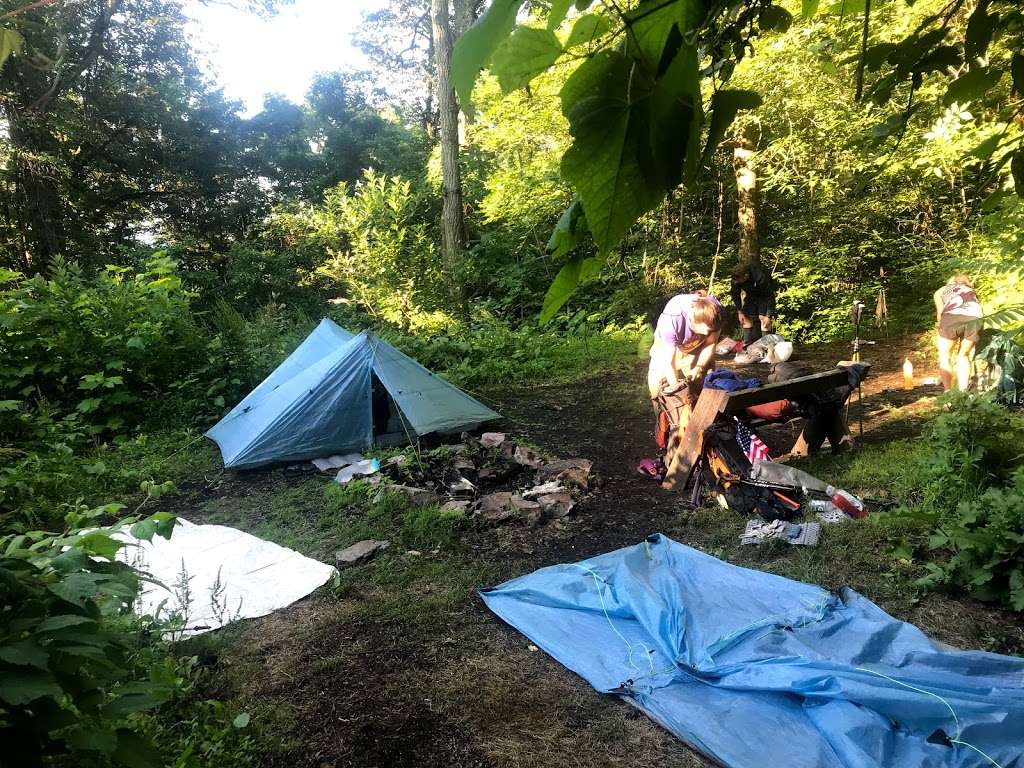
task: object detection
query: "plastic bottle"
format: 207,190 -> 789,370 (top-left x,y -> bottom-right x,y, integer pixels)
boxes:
825,485 -> 867,518
903,358 -> 914,390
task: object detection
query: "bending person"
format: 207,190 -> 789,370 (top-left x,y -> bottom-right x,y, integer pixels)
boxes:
647,291 -> 724,451
730,262 -> 776,346
934,274 -> 983,392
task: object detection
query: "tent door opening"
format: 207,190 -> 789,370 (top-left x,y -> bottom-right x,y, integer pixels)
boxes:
371,373 -> 412,447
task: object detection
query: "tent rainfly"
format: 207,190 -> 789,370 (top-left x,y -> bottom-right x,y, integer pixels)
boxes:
206,318 -> 499,469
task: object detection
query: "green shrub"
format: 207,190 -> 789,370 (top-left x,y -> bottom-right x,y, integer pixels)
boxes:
918,392 -> 1024,511
0,503 -> 179,767
0,255 -> 202,435
920,469 -> 1024,609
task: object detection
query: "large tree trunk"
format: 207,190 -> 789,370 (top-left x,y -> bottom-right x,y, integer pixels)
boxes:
733,126 -> 760,267
430,0 -> 466,301
4,111 -> 66,273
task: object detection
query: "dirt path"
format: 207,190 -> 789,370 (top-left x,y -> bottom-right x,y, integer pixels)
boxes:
193,335 -> 1020,768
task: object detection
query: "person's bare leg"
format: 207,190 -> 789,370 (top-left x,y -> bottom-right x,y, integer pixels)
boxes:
936,335 -> 955,391
759,315 -> 773,334
956,337 -> 977,391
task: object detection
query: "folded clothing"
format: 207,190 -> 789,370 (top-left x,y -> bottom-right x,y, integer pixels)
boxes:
705,369 -> 762,392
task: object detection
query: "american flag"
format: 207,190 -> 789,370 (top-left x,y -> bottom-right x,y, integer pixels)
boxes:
734,418 -> 770,463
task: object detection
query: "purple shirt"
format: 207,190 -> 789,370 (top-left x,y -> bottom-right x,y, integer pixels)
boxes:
655,293 -> 722,347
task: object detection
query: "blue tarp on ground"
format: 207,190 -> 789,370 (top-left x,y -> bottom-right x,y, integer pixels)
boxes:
481,534 -> 1024,768
206,318 -> 499,469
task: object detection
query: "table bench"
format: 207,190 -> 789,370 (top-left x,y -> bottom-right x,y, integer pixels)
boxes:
662,365 -> 868,490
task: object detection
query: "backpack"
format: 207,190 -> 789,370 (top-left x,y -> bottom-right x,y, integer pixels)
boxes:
701,422 -> 799,521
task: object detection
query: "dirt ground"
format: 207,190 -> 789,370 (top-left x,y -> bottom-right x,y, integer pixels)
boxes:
185,335 -> 1023,768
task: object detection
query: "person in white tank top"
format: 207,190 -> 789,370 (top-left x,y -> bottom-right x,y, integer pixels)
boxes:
933,274 -> 983,392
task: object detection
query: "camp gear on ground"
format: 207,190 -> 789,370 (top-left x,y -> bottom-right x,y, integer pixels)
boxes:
715,337 -> 742,356
745,399 -> 797,422
903,358 -> 914,390
750,459 -> 828,493
482,534 -> 1024,768
335,458 -> 381,484
637,458 -> 666,481
733,346 -> 764,364
765,340 -> 793,363
206,319 -> 499,469
826,485 -> 867,518
112,518 -> 336,636
704,369 -> 761,392
810,499 -> 851,524
741,518 -> 821,546
700,422 -> 795,521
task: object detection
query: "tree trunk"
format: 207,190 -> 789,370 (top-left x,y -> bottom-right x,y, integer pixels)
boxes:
5,111 -> 66,273
733,126 -> 760,267
430,0 -> 466,301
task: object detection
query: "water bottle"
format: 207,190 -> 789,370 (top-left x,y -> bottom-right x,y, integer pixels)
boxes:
825,485 -> 867,518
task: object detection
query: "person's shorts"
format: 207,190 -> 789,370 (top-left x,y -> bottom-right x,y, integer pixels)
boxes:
741,293 -> 776,318
938,315 -> 980,342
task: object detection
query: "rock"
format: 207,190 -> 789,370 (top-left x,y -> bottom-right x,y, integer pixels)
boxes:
406,550 -> 422,556
537,493 -> 574,519
500,441 -> 517,460
522,480 -> 566,499
513,445 -> 545,468
479,492 -> 516,523
480,432 -> 507,448
375,484 -> 439,507
510,494 -> 541,512
538,459 -> 593,488
479,491 -> 512,513
453,458 -> 476,474
441,500 -> 471,514
449,476 -> 476,497
478,462 -> 516,483
335,539 -> 390,568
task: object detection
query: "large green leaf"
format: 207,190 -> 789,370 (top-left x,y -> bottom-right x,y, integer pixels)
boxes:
540,252 -> 605,322
547,0 -> 574,30
129,512 -> 176,542
451,0 -> 525,115
943,67 -> 1001,106
559,51 -> 665,255
623,0 -> 690,71
490,26 -> 564,93
565,13 -> 611,48
0,639 -> 49,670
0,27 -> 22,71
964,4 -> 998,62
77,531 -> 123,561
700,89 -> 763,166
648,41 -> 701,191
802,0 -> 820,19
546,198 -> 588,259
0,667 -> 62,705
